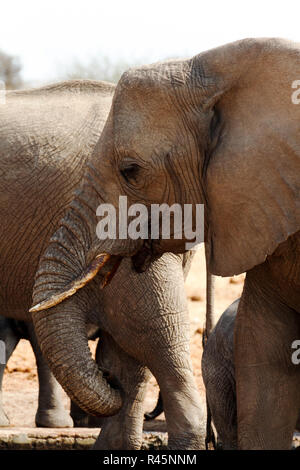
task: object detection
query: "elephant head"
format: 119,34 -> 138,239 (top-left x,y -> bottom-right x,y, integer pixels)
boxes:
89,37 -> 298,276
30,38 -> 299,416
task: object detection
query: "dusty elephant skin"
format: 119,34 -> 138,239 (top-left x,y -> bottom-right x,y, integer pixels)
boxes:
33,39 -> 300,449
0,81 -> 205,449
0,80 -> 115,429
202,299 -> 300,450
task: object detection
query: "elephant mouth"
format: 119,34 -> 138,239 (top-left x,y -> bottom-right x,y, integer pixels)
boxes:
131,239 -> 155,273
131,237 -> 187,272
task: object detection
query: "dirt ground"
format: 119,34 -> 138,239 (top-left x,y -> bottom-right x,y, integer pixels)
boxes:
3,245 -> 244,427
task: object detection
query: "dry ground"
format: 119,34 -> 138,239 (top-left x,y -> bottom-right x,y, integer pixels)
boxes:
3,245 -> 244,427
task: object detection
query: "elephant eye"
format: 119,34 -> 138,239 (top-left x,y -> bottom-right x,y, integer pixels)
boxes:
120,163 -> 140,184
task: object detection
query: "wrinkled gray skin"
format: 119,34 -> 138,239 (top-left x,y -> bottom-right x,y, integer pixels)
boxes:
202,299 -> 300,449
0,316 -> 101,427
33,38 -> 300,449
0,81 -> 204,449
144,271 -> 216,422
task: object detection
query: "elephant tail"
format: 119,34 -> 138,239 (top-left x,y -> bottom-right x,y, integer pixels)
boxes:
203,268 -> 215,340
144,391 -> 163,421
203,267 -> 216,450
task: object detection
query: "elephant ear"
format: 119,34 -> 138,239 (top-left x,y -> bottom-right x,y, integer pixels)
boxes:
192,38 -> 300,276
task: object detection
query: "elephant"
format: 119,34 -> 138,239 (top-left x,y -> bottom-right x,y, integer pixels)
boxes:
0,80 -> 205,449
30,38 -> 300,449
202,299 -> 300,450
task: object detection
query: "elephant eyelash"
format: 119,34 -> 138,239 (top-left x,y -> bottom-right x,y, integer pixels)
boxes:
120,163 -> 140,183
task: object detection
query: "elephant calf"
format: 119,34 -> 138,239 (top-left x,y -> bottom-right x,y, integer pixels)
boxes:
202,299 -> 300,449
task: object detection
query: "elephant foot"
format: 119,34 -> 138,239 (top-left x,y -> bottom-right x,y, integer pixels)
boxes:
168,429 -> 205,450
93,428 -> 142,450
35,408 -> 73,428
0,408 -> 10,427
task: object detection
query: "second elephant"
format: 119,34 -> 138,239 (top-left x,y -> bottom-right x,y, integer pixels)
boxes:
0,81 -> 205,449
202,299 -> 300,449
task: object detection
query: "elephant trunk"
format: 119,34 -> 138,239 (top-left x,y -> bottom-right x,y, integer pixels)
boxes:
30,169 -> 123,416
32,300 -> 122,416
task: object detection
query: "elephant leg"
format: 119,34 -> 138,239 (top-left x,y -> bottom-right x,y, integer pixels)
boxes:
151,364 -> 206,450
26,323 -> 73,428
235,269 -> 300,449
0,317 -> 20,426
93,332 -> 151,450
142,315 -> 205,449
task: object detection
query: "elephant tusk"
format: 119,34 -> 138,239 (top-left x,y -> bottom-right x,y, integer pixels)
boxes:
29,254 -> 122,313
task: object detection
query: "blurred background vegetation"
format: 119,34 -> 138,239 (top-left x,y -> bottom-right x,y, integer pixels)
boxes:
0,49 -> 23,89
58,55 -> 142,84
0,48 -> 143,90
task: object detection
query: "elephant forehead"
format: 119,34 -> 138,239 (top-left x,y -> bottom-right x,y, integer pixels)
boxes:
112,100 -> 182,159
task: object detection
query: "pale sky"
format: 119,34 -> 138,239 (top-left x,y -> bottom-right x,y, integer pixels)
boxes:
1,0 -> 300,84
